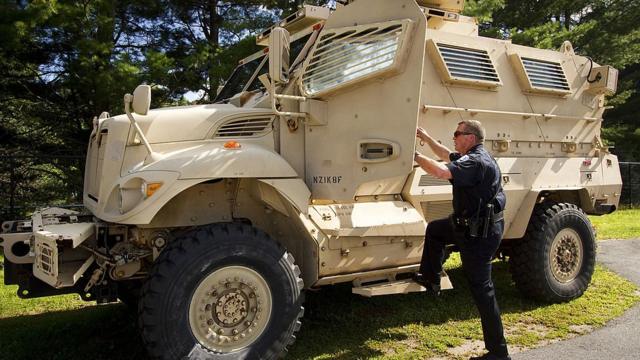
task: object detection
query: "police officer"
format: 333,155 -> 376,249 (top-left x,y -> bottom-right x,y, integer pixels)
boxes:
413,120 -> 510,360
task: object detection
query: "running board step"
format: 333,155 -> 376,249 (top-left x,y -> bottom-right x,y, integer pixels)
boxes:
352,275 -> 453,297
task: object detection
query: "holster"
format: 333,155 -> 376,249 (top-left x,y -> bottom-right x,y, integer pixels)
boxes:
454,204 -> 504,238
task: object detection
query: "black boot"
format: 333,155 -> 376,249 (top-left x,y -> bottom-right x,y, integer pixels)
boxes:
469,353 -> 511,360
412,273 -> 441,296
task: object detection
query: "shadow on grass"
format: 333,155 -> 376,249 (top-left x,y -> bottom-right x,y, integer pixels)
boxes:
0,304 -> 148,360
288,261 -> 548,359
0,262 -> 546,360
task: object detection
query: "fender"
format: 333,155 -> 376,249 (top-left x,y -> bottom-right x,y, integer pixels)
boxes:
504,187 -> 596,239
95,143 -> 300,224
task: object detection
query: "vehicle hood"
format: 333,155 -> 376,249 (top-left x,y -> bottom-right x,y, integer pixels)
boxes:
112,104 -> 273,144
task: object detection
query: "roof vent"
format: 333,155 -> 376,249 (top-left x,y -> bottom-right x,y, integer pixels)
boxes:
427,40 -> 501,89
509,54 -> 571,95
214,117 -> 273,138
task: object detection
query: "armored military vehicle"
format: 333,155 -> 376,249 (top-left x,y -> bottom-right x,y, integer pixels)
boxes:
1,0 -> 621,358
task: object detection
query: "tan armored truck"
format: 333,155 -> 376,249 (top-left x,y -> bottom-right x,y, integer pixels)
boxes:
1,0 -> 622,358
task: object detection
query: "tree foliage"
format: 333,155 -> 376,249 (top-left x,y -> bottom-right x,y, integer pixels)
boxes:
0,0 -> 306,218
0,0 -> 638,218
477,0 -> 640,161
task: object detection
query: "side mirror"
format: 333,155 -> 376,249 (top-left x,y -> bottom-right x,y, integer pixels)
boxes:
269,27 -> 290,84
132,85 -> 151,115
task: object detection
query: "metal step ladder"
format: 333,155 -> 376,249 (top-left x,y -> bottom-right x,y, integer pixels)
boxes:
352,272 -> 453,297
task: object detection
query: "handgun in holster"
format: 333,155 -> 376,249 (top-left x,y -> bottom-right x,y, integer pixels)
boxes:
469,203 -> 493,238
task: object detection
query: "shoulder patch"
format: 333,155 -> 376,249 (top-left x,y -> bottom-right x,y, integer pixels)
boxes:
457,155 -> 470,162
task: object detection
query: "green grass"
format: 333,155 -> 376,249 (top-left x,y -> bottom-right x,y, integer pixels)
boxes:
288,258 -> 638,359
1,208 -> 638,359
1,253 -> 638,360
589,208 -> 640,240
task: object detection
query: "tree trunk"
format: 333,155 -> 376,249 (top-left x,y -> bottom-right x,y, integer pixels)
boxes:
564,9 -> 571,30
208,0 -> 220,101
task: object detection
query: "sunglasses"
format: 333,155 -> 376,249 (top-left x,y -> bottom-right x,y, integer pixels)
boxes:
453,131 -> 473,138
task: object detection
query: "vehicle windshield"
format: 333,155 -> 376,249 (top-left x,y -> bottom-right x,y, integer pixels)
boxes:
214,33 -> 312,103
214,55 -> 266,102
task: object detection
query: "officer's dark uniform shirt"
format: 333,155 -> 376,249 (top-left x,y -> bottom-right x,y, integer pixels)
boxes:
446,144 -> 506,218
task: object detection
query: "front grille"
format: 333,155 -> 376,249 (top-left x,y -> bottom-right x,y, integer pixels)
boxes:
85,131 -> 108,201
214,117 -> 273,138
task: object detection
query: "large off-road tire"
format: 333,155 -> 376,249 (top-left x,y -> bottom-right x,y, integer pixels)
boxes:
139,223 -> 304,360
509,202 -> 596,303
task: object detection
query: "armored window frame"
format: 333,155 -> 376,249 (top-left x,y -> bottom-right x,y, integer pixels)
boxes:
300,19 -> 414,97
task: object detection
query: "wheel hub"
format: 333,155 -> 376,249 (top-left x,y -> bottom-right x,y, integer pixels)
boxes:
189,266 -> 272,353
216,290 -> 248,327
549,228 -> 583,283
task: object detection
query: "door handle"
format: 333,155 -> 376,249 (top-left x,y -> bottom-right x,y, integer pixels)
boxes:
357,139 -> 400,163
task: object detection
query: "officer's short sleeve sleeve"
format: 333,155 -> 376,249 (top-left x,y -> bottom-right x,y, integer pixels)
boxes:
446,154 -> 481,187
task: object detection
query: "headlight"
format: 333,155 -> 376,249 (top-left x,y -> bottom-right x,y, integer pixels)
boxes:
119,187 -> 141,214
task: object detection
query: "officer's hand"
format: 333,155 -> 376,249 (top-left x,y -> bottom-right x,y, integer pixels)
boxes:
414,150 -> 422,163
416,127 -> 430,142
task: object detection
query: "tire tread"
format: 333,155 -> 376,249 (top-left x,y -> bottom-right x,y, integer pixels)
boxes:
138,223 -> 304,360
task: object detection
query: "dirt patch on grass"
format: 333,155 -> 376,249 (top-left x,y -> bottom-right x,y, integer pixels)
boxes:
399,337 -> 422,350
446,339 -> 485,357
504,322 -> 551,337
569,324 -> 594,334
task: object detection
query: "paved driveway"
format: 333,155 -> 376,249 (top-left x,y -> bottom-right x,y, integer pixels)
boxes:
513,239 -> 640,360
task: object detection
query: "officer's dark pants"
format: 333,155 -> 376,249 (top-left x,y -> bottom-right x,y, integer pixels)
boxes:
419,217 -> 509,357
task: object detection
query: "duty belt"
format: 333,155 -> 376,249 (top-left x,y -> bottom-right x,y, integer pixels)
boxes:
451,211 -> 504,227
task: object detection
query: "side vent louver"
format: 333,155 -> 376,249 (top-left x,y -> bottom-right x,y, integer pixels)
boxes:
509,54 -> 571,96
427,40 -> 501,89
420,201 -> 453,223
522,58 -> 570,91
419,174 -> 451,187
214,117 -> 273,138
